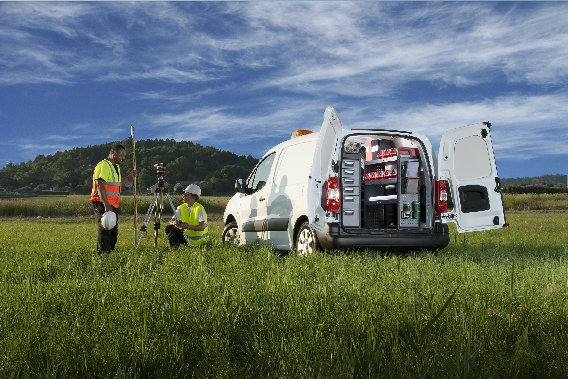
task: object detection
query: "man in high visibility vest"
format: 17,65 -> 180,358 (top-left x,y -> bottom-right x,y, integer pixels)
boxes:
91,144 -> 137,253
165,184 -> 209,247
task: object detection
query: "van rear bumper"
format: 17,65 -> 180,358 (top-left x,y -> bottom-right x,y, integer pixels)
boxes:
316,222 -> 450,250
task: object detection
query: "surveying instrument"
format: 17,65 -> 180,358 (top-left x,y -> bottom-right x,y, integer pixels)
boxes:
135,163 -> 188,248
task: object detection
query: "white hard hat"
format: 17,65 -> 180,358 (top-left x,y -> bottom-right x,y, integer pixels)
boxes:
101,211 -> 117,230
184,184 -> 201,196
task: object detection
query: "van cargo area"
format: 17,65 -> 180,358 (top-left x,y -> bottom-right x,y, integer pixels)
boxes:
340,134 -> 434,232
314,133 -> 449,250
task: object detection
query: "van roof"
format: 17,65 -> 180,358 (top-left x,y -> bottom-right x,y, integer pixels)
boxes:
261,131 -> 320,159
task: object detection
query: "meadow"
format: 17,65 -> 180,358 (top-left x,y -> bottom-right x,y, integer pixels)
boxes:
0,194 -> 567,377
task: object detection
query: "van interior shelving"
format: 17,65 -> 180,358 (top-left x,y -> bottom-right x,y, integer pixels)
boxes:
340,134 -> 434,232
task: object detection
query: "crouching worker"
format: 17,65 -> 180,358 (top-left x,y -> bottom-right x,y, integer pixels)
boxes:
165,184 -> 209,247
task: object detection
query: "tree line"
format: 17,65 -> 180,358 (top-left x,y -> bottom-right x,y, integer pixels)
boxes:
0,139 -> 259,195
501,174 -> 567,194
501,174 -> 566,187
2,142 -> 565,196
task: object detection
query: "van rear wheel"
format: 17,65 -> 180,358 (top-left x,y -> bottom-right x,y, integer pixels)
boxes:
221,221 -> 239,244
296,221 -> 319,256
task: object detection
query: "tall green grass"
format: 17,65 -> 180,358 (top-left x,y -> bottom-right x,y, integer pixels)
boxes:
1,212 -> 567,377
502,193 -> 568,211
0,195 -> 229,218
1,193 -> 565,218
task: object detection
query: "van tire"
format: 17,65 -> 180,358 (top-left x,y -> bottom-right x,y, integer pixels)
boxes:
221,221 -> 239,244
296,221 -> 319,255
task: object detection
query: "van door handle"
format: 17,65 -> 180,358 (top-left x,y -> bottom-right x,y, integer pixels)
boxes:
259,196 -> 265,201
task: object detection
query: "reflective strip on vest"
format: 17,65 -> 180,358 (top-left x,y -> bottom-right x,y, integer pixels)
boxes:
90,159 -> 122,208
187,232 -> 209,240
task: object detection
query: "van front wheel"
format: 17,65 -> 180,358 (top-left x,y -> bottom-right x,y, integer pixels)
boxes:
221,221 -> 239,245
296,222 -> 319,256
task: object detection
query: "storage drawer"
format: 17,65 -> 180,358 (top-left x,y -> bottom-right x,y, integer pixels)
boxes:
342,177 -> 359,187
342,186 -> 359,195
342,166 -> 360,180
342,159 -> 359,169
342,195 -> 360,227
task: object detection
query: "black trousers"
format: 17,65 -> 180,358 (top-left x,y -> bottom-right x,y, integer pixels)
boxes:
165,224 -> 189,247
92,201 -> 118,253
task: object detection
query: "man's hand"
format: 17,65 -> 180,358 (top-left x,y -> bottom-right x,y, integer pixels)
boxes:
129,169 -> 137,180
122,170 -> 137,186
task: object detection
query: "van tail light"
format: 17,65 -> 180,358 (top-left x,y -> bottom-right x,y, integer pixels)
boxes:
326,176 -> 341,213
434,178 -> 448,216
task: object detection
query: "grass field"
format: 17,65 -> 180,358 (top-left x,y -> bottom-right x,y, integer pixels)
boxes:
0,194 -> 230,219
0,195 -> 567,377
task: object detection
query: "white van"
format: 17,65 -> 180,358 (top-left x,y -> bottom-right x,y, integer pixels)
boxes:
222,107 -> 507,254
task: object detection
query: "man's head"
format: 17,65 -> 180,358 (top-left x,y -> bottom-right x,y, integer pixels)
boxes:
183,184 -> 201,204
108,144 -> 126,164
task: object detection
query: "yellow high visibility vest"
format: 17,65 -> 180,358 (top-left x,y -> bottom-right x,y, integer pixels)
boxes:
179,202 -> 209,246
91,159 -> 122,208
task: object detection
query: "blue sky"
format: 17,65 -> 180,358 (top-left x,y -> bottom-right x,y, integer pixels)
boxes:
1,1 -> 567,179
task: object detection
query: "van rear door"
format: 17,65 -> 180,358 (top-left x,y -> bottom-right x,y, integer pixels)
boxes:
308,106 -> 343,232
438,122 -> 506,233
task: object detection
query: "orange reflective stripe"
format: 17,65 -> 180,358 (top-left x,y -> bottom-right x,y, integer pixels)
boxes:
106,196 -> 120,208
105,185 -> 121,193
103,181 -> 121,207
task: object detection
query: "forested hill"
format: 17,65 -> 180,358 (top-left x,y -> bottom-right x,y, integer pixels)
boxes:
0,139 -> 258,195
501,174 -> 566,187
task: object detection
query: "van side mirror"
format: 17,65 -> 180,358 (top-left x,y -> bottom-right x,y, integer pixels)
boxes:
235,178 -> 246,193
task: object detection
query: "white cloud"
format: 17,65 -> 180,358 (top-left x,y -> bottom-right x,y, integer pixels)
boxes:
1,2 -> 567,174
248,3 -> 568,95
2,2 -> 567,92
20,143 -> 75,159
140,91 -> 568,162
99,67 -> 212,83
355,94 -> 568,160
144,98 -> 328,157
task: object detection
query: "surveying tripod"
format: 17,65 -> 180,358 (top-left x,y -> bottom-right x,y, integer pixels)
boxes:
135,163 -> 188,249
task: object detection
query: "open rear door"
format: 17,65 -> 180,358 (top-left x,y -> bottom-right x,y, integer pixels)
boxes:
438,122 -> 507,233
308,106 -> 343,232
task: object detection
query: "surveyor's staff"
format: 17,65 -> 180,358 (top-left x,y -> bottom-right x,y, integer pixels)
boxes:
131,125 -> 138,246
